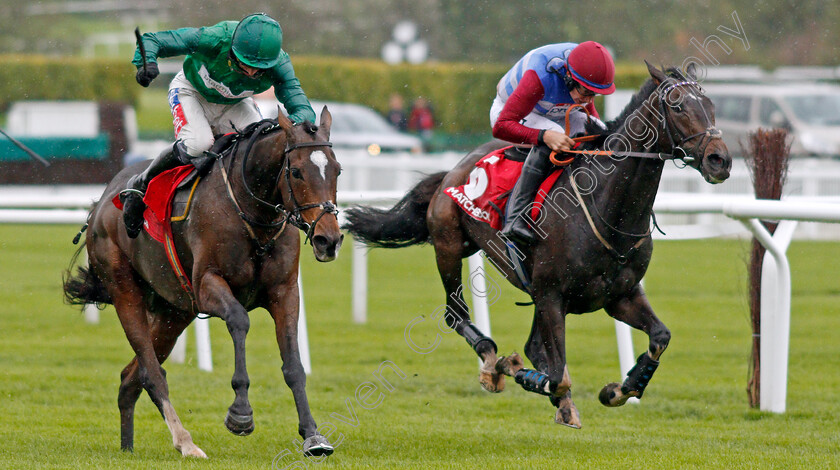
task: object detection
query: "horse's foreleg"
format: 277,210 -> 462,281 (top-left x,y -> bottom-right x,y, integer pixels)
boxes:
430,210 -> 503,392
267,281 -> 333,457
197,272 -> 254,436
118,312 -> 192,452
601,286 -> 671,407
527,295 -> 582,427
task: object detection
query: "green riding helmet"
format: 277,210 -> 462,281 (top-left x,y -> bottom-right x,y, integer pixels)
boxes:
231,13 -> 283,69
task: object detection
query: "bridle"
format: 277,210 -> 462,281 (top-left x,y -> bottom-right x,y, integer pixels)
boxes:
549,79 -> 722,165
217,120 -> 338,254
656,80 -> 723,164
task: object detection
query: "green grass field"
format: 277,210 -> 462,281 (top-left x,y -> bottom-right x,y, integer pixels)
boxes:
1,225 -> 838,469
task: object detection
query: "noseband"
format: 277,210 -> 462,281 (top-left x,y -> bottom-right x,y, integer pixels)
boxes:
217,121 -> 338,254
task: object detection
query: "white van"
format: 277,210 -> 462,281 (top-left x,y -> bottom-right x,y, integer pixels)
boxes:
702,83 -> 840,157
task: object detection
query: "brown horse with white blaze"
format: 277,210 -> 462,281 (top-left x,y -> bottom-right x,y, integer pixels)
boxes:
64,109 -> 342,458
343,63 -> 731,428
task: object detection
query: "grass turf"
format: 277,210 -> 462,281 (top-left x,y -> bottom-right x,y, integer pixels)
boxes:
0,224 -> 838,469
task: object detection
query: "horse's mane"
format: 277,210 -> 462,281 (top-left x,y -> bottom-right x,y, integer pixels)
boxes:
583,66 -> 690,146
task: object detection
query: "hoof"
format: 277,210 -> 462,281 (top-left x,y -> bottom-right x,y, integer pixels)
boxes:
599,382 -> 637,407
479,369 -> 505,393
553,394 -> 582,429
494,352 -> 524,377
179,443 -> 208,459
224,410 -> 255,436
303,434 -> 334,457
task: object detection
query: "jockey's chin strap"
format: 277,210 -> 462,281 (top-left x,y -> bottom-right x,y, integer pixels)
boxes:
216,121 -> 337,254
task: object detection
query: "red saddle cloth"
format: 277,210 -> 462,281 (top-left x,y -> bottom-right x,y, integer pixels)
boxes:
112,165 -> 195,243
444,146 -> 564,230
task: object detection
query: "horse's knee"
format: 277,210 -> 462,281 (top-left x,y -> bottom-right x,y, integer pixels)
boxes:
225,309 -> 250,335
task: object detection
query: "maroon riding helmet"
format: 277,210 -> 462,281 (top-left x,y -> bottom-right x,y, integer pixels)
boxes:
567,41 -> 616,95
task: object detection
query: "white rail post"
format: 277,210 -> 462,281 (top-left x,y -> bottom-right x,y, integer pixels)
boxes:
298,267 -> 312,375
740,218 -> 797,413
352,239 -> 368,324
171,331 -> 187,364
468,253 -> 492,337
82,249 -> 100,324
468,253 -> 492,369
83,303 -> 100,324
195,317 -> 213,372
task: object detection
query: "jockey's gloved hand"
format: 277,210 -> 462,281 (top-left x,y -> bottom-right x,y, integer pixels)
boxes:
135,62 -> 160,87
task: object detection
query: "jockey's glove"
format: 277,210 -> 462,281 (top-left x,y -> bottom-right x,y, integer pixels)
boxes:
135,63 -> 160,87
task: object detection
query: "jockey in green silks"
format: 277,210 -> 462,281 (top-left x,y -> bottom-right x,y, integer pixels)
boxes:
122,13 -> 315,238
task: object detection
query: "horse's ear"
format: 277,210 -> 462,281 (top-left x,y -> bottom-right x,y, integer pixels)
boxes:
319,106 -> 332,138
685,62 -> 699,80
276,106 -> 294,131
644,60 -> 667,85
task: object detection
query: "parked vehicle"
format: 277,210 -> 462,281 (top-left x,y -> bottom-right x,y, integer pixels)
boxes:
702,83 -> 840,157
255,99 -> 423,155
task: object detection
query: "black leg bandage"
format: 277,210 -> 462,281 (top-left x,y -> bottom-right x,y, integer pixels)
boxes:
621,352 -> 659,397
462,323 -> 497,356
514,368 -> 552,396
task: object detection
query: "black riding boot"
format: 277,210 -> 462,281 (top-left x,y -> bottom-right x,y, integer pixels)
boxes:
500,144 -> 553,245
121,142 -> 187,238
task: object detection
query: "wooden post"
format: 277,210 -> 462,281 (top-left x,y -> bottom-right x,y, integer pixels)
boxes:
742,128 -> 791,408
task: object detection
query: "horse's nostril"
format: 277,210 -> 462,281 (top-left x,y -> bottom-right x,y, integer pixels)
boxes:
312,235 -> 329,250
707,153 -> 724,169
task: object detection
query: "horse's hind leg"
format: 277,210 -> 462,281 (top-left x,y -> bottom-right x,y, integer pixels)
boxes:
111,287 -> 206,458
118,311 -> 194,452
600,285 -> 671,407
428,196 -> 504,392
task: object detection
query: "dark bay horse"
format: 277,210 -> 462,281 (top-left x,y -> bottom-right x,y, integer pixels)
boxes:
344,63 -> 731,427
64,109 -> 343,457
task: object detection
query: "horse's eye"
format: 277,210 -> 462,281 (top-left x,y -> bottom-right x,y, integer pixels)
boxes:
338,166 -> 343,176
671,104 -> 683,113
290,168 -> 303,179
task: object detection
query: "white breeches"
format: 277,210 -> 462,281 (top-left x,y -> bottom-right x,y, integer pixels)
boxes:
168,71 -> 263,157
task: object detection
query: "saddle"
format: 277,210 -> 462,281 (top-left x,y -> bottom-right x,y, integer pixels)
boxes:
444,146 -> 565,230
110,128 -> 256,242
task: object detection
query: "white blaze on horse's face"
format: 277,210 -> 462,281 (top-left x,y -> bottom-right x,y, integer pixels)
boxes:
310,151 -> 328,179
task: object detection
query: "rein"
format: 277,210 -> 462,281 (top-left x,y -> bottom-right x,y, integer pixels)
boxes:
216,120 -> 337,254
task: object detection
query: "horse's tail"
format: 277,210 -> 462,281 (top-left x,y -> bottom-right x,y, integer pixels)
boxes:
63,242 -> 112,306
343,171 -> 446,248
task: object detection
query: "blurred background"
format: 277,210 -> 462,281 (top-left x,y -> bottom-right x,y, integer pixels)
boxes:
0,0 -> 839,207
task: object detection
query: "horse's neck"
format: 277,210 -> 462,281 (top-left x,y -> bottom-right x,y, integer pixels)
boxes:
589,104 -> 666,231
